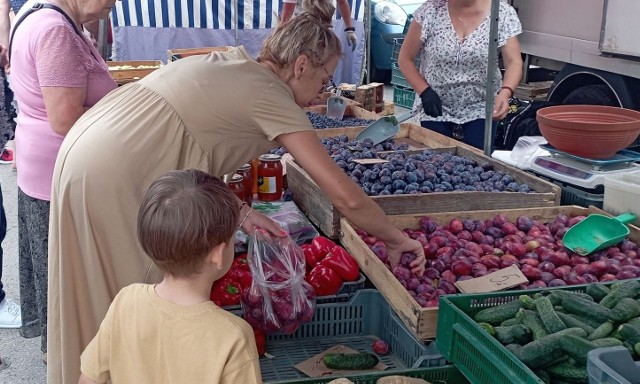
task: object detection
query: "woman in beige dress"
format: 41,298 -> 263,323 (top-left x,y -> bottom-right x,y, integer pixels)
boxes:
47,6 -> 426,384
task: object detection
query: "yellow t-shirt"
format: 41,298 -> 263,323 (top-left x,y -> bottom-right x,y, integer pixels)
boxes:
80,284 -> 262,384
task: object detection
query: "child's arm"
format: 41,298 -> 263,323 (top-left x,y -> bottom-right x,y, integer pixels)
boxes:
78,374 -> 99,384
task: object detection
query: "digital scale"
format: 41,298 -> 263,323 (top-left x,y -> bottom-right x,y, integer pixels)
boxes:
530,144 -> 640,189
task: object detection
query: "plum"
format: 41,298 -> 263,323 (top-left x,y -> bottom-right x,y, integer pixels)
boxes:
423,268 -> 440,280
416,283 -> 435,295
516,216 -> 534,232
528,280 -> 547,289
501,222 -> 518,236
540,271 -> 556,284
431,236 -> 449,248
600,274 -> 617,282
582,274 -> 598,284
465,242 -> 484,255
572,264 -> 590,276
539,261 -> 556,274
372,340 -> 390,356
548,279 -> 567,287
438,280 -> 457,294
568,215 -> 587,227
553,265 -> 572,279
525,240 -> 541,252
588,260 -> 609,277
407,277 -> 421,291
458,230 -> 473,241
452,259 -> 473,276
521,264 -> 542,281
549,251 -> 570,267
371,243 -> 388,264
393,265 -> 412,282
456,275 -> 474,282
621,239 -> 639,252
485,227 -> 503,239
441,270 -> 457,283
555,214 -> 569,226
448,218 -> 464,235
565,272 -> 586,285
400,252 -> 417,267
423,243 -> 439,259
493,214 -> 509,227
480,255 -> 501,269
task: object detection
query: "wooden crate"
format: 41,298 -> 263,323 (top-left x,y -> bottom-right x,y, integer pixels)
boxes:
339,205 -> 640,340
167,46 -> 232,62
286,144 -> 561,238
305,104 -> 381,122
107,60 -> 162,85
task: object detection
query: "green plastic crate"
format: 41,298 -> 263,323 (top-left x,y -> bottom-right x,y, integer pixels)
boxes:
257,289 -> 445,383
274,365 -> 469,384
393,85 -> 415,109
391,63 -> 410,88
436,279 -> 640,384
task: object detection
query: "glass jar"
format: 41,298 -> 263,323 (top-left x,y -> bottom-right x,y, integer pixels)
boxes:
227,173 -> 245,202
236,163 -> 253,205
257,154 -> 283,201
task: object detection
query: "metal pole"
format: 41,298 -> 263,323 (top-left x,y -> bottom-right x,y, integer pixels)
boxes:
365,0 -> 371,84
483,0 -> 500,156
234,0 -> 239,46
97,18 -> 109,59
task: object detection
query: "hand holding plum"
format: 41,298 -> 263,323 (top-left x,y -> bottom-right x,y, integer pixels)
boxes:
386,237 -> 426,276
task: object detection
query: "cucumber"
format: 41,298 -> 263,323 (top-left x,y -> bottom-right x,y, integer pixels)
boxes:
627,317 -> 640,330
559,335 -> 596,365
519,295 -> 536,310
322,352 -> 379,370
549,290 -> 594,306
618,323 -> 640,346
600,280 -> 640,309
517,309 -> 548,340
554,305 -> 567,313
586,283 -> 611,302
561,294 -> 612,324
474,300 -> 521,325
623,341 -> 638,358
588,321 -> 614,341
590,338 -> 624,348
501,318 -> 521,327
505,343 -> 524,359
519,328 -> 587,368
534,369 -> 551,384
557,312 -> 595,335
610,297 -> 640,323
494,324 -> 531,345
547,362 -> 588,383
565,312 -> 604,329
536,296 -> 567,333
635,342 -> 640,357
479,322 -> 496,336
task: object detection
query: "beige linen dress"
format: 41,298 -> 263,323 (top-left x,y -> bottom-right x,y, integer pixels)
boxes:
47,46 -> 312,384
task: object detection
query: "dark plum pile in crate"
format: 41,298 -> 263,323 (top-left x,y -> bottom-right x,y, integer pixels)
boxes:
334,150 -> 535,196
269,135 -> 409,157
306,111 -> 376,129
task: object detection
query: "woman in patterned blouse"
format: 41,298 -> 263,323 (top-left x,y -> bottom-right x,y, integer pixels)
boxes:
398,0 -> 522,150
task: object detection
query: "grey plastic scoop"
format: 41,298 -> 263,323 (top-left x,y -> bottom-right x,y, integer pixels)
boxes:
354,109 -> 416,145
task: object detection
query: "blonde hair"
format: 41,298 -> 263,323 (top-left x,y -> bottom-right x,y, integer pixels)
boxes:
258,12 -> 341,68
301,0 -> 335,25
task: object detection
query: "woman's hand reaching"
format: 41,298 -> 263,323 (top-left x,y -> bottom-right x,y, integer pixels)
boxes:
386,236 -> 426,276
239,206 -> 288,238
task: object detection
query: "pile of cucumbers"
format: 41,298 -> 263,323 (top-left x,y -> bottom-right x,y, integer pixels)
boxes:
474,280 -> 640,383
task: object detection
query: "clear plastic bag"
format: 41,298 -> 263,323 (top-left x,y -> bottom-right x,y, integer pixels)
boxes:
241,229 -> 316,334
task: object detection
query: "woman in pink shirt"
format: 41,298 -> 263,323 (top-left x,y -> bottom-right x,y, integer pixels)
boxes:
10,0 -> 117,364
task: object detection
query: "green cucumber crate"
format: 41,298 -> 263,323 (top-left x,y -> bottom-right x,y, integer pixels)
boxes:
277,365 -> 469,384
436,279 -> 640,384
256,289 -> 445,383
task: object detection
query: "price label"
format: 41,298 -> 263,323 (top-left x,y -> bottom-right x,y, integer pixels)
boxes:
351,158 -> 389,165
454,265 -> 528,294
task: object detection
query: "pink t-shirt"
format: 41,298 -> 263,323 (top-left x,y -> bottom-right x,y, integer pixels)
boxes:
11,5 -> 117,201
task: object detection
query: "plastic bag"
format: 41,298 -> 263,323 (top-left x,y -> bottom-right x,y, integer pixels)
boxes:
241,229 -> 316,334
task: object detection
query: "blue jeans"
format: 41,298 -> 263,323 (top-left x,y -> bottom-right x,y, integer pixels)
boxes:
421,119 -> 498,150
0,183 -> 7,304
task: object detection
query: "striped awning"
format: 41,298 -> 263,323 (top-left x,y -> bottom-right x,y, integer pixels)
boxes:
112,0 -> 365,29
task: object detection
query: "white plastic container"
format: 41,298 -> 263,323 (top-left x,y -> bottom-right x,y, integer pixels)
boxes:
603,171 -> 640,226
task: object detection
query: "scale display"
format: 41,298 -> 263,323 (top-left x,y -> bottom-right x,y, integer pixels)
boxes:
533,158 -> 592,180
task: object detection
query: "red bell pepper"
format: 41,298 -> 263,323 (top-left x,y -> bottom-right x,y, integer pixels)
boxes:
302,244 -> 318,270
321,245 -> 360,282
306,264 -> 343,296
232,253 -> 250,271
252,327 -> 266,356
309,236 -> 336,265
211,279 -> 242,306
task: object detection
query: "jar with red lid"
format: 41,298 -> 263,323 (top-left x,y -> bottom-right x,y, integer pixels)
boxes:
257,154 -> 283,201
226,173 -> 245,202
236,163 -> 253,205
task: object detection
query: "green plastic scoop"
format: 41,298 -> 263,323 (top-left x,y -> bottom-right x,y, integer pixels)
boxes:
563,213 -> 637,256
354,109 -> 416,145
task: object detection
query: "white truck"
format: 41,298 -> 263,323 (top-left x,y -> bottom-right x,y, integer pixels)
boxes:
511,0 -> 640,110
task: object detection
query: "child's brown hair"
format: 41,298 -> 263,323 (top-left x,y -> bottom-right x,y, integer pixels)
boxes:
137,169 -> 239,277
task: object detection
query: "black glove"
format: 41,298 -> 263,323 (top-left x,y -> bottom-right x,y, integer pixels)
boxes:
420,87 -> 443,118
